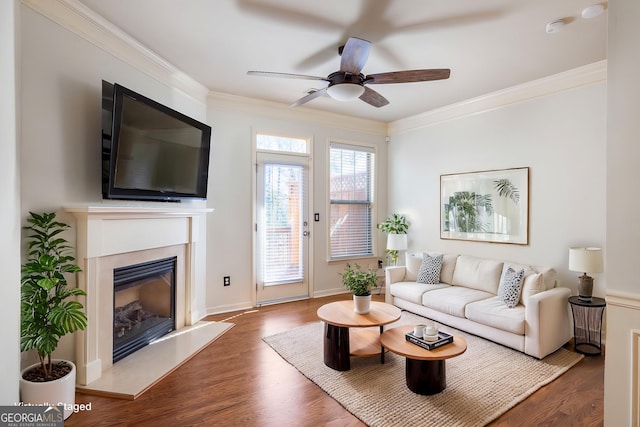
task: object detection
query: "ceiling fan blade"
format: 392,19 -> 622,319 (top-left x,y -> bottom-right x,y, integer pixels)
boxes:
365,69 -> 451,84
359,86 -> 389,108
339,37 -> 372,74
289,87 -> 328,108
247,71 -> 328,81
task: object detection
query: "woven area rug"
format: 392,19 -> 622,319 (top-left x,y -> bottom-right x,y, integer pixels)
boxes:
263,312 -> 583,427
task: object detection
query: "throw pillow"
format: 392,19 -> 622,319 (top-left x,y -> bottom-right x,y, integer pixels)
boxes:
417,253 -> 443,284
498,267 -> 525,308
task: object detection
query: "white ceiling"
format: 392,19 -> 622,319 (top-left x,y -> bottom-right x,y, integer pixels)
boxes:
77,0 -> 607,123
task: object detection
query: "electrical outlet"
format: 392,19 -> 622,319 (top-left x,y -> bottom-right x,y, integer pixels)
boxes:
223,276 -> 230,286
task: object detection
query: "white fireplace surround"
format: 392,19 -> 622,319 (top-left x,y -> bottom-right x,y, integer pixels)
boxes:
65,205 -> 212,386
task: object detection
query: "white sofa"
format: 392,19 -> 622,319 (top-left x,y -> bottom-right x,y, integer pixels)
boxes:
385,252 -> 572,359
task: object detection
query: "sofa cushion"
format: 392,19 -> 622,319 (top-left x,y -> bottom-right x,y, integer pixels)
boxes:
440,253 -> 458,284
539,267 -> 557,290
503,261 -> 557,291
465,296 -> 525,335
497,267 -> 525,308
405,252 -> 424,281
451,255 -> 503,294
390,281 -> 450,304
422,286 -> 494,318
417,253 -> 443,284
520,272 -> 544,306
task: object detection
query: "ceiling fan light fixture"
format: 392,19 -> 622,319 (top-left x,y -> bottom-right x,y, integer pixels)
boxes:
327,83 -> 365,101
581,4 -> 606,19
545,19 -> 566,34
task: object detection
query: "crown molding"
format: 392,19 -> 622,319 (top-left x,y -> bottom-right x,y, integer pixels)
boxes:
207,91 -> 388,136
21,0 -> 210,104
388,60 -> 607,135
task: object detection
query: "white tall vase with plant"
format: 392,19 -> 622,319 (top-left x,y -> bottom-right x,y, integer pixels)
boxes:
20,212 -> 87,420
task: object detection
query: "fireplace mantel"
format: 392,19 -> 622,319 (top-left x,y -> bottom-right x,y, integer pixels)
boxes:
64,205 -> 212,385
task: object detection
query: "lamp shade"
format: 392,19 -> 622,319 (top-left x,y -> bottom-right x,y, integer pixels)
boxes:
569,247 -> 603,273
326,83 -> 365,101
386,233 -> 407,251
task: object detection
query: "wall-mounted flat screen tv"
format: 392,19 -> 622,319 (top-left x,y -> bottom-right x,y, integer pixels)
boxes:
102,81 -> 212,202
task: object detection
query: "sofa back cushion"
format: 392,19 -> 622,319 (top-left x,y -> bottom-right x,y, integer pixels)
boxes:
405,252 -> 423,281
500,262 -> 557,305
440,253 -> 458,284
451,255 -> 503,294
405,252 -> 458,283
520,273 -> 543,306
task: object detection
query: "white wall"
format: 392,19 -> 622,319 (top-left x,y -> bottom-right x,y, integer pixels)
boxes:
387,74 -> 607,296
0,0 -> 21,405
205,95 -> 387,313
604,0 -> 640,424
18,4 -> 210,363
18,1 -> 389,352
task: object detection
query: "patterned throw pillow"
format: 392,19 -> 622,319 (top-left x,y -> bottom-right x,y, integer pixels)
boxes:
417,253 -> 444,284
498,267 -> 525,308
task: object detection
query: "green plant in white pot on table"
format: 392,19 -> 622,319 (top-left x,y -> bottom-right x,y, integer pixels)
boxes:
341,263 -> 378,314
20,212 -> 87,420
377,213 -> 409,266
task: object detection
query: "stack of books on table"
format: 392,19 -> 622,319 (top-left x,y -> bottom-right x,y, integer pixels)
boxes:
405,331 -> 454,350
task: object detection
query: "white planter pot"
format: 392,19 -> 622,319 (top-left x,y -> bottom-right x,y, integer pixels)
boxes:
20,360 -> 76,420
353,294 -> 372,314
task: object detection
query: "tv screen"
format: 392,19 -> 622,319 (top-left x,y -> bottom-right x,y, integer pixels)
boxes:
102,81 -> 212,201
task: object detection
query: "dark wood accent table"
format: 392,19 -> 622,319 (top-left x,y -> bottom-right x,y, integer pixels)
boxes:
380,325 -> 467,395
316,301 -> 401,371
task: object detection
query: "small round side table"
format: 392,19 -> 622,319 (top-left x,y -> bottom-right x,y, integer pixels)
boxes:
568,296 -> 606,356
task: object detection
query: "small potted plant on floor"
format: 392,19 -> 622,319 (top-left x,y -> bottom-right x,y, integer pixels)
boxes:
20,211 -> 87,420
341,263 -> 378,314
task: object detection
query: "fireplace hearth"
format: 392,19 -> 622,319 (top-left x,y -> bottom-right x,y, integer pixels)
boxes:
113,257 -> 176,363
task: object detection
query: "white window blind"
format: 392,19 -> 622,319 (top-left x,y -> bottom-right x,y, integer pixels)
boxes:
260,162 -> 306,285
329,143 -> 375,259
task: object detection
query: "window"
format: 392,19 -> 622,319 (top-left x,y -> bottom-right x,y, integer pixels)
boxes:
256,134 -> 308,154
329,142 -> 375,259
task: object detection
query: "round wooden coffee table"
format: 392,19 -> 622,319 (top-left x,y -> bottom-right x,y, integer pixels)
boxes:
380,325 -> 467,395
317,300 -> 401,371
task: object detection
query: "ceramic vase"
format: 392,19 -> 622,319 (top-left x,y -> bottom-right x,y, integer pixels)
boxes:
20,360 -> 76,420
353,294 -> 372,314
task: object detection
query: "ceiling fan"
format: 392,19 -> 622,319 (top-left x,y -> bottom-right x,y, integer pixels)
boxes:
247,37 -> 450,108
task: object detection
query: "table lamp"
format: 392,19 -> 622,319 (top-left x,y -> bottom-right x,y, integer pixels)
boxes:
569,247 -> 603,302
386,233 -> 407,266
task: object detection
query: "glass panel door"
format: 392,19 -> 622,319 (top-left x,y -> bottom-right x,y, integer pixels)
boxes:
256,152 -> 309,304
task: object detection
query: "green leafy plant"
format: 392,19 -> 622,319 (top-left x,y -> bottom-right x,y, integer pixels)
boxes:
341,263 -> 378,296
377,213 -> 409,234
21,212 -> 87,380
377,214 -> 409,264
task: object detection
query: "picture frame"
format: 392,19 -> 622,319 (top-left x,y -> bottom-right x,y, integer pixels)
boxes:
440,167 -> 529,245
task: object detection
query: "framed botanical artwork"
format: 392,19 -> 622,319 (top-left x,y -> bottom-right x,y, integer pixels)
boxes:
440,167 -> 529,245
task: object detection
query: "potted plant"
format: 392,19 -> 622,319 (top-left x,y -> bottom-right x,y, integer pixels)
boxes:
20,211 -> 87,420
341,263 -> 378,314
377,213 -> 409,265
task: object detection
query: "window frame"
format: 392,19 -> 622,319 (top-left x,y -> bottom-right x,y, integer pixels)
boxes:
327,140 -> 377,261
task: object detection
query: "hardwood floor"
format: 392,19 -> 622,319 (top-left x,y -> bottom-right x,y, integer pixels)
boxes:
66,294 -> 604,426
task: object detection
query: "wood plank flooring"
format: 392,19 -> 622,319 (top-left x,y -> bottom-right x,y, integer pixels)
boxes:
66,293 -> 604,426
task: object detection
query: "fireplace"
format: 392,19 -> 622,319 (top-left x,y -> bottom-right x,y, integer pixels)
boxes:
65,205 -> 212,385
113,257 -> 176,362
